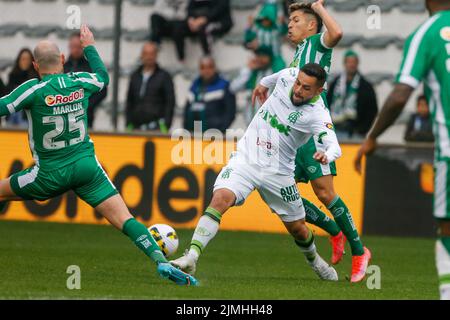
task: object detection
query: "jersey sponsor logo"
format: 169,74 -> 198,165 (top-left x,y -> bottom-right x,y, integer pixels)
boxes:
259,109 -> 291,136
331,207 -> 345,217
45,88 -> 84,106
256,137 -> 278,157
280,184 -> 300,203
440,27 -> 450,42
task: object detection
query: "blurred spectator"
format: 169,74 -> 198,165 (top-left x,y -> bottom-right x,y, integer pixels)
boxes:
327,50 -> 378,141
230,46 -> 279,124
184,56 -> 236,133
0,78 -> 5,96
64,32 -> 107,129
150,0 -> 188,62
0,77 -> 6,127
183,0 -> 233,56
245,2 -> 286,71
126,42 -> 175,133
6,48 -> 39,127
404,95 -> 434,143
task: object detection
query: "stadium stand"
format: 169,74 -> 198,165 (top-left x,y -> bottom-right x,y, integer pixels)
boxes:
0,0 -> 429,143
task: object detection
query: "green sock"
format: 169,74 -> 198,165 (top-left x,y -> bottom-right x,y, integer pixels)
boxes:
122,218 -> 168,265
295,229 -> 317,262
328,196 -> 365,256
302,197 -> 341,236
441,236 -> 450,255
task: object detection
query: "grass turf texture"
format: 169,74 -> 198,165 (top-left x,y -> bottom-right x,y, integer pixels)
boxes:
0,220 -> 439,299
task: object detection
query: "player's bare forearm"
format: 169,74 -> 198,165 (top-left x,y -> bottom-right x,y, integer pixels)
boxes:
312,1 -> 343,48
367,84 -> 414,140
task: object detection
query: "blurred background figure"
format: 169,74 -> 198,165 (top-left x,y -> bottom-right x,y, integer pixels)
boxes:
183,0 -> 233,57
404,95 -> 434,143
149,0 -> 188,63
5,48 -> 39,127
230,46 -> 279,124
184,56 -> 236,133
0,77 -> 6,127
327,50 -> 378,141
244,1 -> 286,72
64,32 -> 107,129
126,42 -> 175,133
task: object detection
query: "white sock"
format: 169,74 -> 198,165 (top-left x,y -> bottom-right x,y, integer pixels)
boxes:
436,239 -> 450,300
296,241 -> 317,263
189,215 -> 220,261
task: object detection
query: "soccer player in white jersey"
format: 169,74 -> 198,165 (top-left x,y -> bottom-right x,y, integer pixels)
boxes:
171,63 -> 340,281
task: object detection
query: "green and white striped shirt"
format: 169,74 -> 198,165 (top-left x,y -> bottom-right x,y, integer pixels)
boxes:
0,46 -> 109,169
396,10 -> 450,161
289,32 -> 333,74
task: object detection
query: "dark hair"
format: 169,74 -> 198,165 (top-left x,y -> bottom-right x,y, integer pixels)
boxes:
300,63 -> 326,87
11,48 -> 36,76
69,31 -> 81,39
289,2 -> 323,33
417,94 -> 427,103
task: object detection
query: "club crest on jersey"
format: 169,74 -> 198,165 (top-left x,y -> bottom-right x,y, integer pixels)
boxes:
288,111 -> 302,124
45,88 -> 84,106
440,27 -> 450,41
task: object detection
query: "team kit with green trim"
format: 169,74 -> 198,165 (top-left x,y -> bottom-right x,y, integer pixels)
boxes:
394,10 -> 450,297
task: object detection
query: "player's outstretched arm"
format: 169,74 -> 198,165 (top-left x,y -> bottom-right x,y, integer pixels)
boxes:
312,0 -> 343,48
251,69 -> 284,106
0,79 -> 37,117
79,24 -> 110,87
354,83 -> 414,173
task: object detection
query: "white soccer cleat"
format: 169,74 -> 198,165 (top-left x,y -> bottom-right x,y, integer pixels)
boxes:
308,255 -> 339,281
170,250 -> 197,275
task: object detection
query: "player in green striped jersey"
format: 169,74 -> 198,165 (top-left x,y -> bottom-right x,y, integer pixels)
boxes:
355,0 -> 450,299
254,1 -> 371,282
0,25 -> 197,286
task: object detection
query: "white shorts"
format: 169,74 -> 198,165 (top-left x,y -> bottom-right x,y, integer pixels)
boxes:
213,153 -> 305,222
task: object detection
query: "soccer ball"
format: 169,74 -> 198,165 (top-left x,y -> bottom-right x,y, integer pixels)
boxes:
148,224 -> 179,258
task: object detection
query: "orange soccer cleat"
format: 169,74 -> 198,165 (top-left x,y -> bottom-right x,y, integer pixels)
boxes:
350,247 -> 372,283
330,231 -> 346,265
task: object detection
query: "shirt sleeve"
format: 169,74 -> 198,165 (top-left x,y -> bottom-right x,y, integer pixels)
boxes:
395,20 -> 435,88
0,79 -> 38,117
260,69 -> 284,89
309,108 -> 342,163
72,46 -> 109,95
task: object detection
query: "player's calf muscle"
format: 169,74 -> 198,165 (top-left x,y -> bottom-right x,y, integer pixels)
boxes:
0,178 -> 20,202
95,194 -> 133,230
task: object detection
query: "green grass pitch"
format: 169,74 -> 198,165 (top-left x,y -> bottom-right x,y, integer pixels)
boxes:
0,220 -> 440,299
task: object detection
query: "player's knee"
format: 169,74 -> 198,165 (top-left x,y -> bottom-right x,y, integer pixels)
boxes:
210,190 -> 235,212
315,188 -> 336,206
288,221 -> 309,240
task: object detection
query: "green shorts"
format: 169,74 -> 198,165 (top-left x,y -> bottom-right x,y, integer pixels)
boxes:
434,160 -> 450,220
10,156 -> 118,208
294,137 -> 337,184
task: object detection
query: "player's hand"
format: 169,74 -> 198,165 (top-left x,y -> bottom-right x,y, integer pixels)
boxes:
313,152 -> 328,165
354,137 -> 377,174
311,0 -> 325,11
251,84 -> 269,107
80,24 -> 95,48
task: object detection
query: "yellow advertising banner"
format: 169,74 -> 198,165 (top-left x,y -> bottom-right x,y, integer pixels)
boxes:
0,130 -> 365,235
